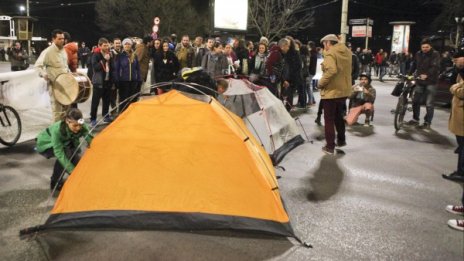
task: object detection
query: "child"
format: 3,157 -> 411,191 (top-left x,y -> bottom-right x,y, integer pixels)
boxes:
36,108 -> 93,191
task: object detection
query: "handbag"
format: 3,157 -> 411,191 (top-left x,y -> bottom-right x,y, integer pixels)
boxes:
391,82 -> 403,97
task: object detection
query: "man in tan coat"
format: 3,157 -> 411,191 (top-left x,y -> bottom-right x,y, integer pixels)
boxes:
135,36 -> 152,82
317,34 -> 352,154
35,29 -> 70,122
442,50 -> 464,232
444,51 -> 464,181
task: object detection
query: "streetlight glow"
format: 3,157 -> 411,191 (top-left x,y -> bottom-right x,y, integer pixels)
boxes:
19,5 -> 26,12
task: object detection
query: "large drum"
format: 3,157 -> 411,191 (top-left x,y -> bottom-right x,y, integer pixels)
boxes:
53,73 -> 92,105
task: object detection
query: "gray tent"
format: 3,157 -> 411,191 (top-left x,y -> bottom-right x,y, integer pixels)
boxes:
223,79 -> 305,164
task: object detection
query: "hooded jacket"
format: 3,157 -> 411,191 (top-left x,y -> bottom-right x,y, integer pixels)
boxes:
114,50 -> 142,83
318,43 -> 352,99
36,121 -> 93,173
265,45 -> 284,81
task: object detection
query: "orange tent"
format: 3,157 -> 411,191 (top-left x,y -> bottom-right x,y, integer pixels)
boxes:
22,90 -> 296,237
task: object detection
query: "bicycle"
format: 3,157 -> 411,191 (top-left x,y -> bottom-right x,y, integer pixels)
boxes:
0,80 -> 22,146
391,75 -> 416,131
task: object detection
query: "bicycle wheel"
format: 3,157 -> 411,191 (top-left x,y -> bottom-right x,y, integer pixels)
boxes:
0,105 -> 22,146
394,95 -> 407,131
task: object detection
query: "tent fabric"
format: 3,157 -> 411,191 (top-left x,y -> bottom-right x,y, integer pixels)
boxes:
24,90 -> 295,238
223,79 -> 305,164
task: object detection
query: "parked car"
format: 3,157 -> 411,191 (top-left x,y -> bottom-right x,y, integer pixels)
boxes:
435,67 -> 457,107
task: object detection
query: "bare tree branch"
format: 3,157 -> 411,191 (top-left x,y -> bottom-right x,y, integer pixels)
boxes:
249,0 -> 315,41
95,0 -> 208,38
424,0 -> 464,30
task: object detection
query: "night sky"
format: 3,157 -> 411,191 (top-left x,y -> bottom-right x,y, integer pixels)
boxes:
0,0 -> 447,52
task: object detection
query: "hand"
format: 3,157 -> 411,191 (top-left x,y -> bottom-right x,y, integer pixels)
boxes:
104,53 -> 110,60
419,74 -> 428,80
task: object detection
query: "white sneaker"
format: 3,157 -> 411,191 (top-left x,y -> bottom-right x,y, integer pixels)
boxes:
446,205 -> 464,215
447,219 -> 464,231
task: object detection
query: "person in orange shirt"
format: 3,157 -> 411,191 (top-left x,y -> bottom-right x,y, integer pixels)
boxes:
63,32 -> 78,73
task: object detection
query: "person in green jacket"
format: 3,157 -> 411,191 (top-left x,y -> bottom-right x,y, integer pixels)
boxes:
36,108 -> 93,191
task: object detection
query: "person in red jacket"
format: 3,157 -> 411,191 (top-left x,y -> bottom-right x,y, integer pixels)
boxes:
63,32 -> 79,109
265,39 -> 290,97
63,32 -> 78,73
375,49 -> 386,81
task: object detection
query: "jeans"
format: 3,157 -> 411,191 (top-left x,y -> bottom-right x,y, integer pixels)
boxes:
90,81 -> 112,121
118,81 -> 139,113
80,57 -> 87,68
297,81 -> 307,107
312,79 -> 319,90
378,65 -> 386,81
399,62 -> 406,75
306,75 -> 315,104
40,147 -> 81,190
323,98 -> 347,150
361,64 -> 371,76
110,85 -> 118,113
412,84 -> 436,124
282,83 -> 296,108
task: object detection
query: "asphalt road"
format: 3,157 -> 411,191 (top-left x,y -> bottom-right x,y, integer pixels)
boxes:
0,79 -> 463,260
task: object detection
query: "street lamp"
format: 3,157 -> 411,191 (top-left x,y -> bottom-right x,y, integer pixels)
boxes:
19,5 -> 26,14
455,17 -> 464,48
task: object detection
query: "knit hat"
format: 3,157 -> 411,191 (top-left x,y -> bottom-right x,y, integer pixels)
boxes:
259,36 -> 269,45
320,34 -> 339,43
122,38 -> 133,46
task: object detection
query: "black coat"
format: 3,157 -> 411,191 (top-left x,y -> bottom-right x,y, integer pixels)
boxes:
153,51 -> 180,82
283,49 -> 303,85
410,50 -> 441,85
91,50 -> 113,85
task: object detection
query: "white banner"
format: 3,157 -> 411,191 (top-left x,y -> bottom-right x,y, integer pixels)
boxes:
0,69 -> 52,144
0,69 -> 49,110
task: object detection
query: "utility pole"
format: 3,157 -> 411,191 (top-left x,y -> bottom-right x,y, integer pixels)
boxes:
26,0 -> 31,58
365,18 -> 370,49
340,0 -> 349,43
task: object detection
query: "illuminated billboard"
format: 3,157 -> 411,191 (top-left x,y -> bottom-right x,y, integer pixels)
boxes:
390,21 -> 415,54
214,0 -> 248,31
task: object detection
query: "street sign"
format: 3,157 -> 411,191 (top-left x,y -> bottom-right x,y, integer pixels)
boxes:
352,25 -> 372,38
349,18 -> 374,26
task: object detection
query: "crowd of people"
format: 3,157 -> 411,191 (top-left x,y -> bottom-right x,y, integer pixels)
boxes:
23,27 -> 464,232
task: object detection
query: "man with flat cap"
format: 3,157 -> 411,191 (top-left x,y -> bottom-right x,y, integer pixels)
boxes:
442,48 -> 464,231
317,34 -> 352,155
